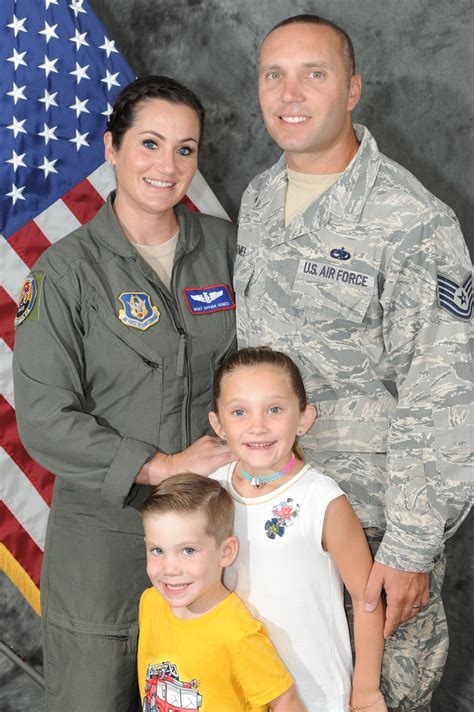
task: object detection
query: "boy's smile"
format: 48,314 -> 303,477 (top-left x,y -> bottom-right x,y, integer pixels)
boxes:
144,510 -> 236,619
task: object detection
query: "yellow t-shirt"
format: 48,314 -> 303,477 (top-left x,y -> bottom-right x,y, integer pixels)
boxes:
138,588 -> 293,712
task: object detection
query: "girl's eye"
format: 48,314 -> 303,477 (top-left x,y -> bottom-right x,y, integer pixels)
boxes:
150,547 -> 163,556
183,547 -> 196,556
232,409 -> 245,417
269,406 -> 282,414
177,146 -> 194,156
143,139 -> 157,150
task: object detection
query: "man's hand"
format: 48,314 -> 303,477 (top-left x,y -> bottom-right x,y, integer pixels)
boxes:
364,561 -> 430,638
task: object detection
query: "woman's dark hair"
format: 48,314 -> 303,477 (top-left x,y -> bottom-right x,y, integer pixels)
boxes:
106,75 -> 205,148
213,347 -> 308,459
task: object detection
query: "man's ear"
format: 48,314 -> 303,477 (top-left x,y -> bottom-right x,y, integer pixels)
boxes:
220,536 -> 239,568
209,411 -> 225,439
347,72 -> 362,111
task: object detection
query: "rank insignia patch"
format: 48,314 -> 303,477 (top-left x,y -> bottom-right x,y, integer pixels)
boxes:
118,292 -> 160,330
183,284 -> 235,315
15,274 -> 40,326
437,273 -> 472,321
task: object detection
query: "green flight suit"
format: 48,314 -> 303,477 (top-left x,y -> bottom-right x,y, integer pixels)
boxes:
13,194 -> 236,712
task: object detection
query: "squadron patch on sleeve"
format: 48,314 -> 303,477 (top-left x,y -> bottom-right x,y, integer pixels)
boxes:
118,292 -> 160,330
183,284 -> 235,315
15,273 -> 44,327
437,272 -> 472,321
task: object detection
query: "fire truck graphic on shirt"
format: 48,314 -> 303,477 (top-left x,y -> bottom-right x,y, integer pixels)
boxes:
143,661 -> 202,711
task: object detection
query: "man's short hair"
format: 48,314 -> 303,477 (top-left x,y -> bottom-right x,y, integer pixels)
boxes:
265,14 -> 356,79
141,474 -> 234,544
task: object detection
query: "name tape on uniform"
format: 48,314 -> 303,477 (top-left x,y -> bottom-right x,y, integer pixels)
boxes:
183,284 -> 235,315
297,259 -> 374,290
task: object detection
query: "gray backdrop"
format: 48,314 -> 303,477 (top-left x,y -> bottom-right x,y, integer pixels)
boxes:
2,1 -> 472,710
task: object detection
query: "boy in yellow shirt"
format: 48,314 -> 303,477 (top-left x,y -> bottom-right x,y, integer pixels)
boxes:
138,474 -> 304,712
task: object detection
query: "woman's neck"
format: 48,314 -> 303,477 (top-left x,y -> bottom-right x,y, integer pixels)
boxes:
112,195 -> 179,246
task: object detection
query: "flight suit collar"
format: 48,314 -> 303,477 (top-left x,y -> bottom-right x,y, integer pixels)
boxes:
257,124 -> 381,246
92,192 -> 202,258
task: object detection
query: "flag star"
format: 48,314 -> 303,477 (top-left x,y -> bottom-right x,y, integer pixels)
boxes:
38,89 -> 59,110
7,15 -> 27,37
69,96 -> 90,118
70,62 -> 90,84
38,123 -> 58,145
101,70 -> 120,91
37,157 -> 59,177
39,21 -> 59,43
69,0 -> 86,18
7,83 -> 27,105
6,183 -> 26,205
101,102 -> 114,119
45,0 -> 59,8
6,150 -> 27,172
7,49 -> 28,70
99,36 -> 118,58
70,129 -> 90,151
38,55 -> 59,77
7,117 -> 27,137
69,28 -> 89,51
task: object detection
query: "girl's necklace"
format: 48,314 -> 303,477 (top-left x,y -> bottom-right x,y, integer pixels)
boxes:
241,454 -> 296,489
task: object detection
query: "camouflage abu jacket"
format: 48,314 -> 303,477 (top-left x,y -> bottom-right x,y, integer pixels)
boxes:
236,124 -> 472,571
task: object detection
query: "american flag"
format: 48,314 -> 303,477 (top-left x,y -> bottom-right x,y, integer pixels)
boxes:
0,0 -> 228,615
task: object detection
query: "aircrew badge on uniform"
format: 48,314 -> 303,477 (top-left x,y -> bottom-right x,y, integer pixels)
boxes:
15,274 -> 38,327
118,292 -> 160,330
437,272 -> 472,321
183,284 -> 235,315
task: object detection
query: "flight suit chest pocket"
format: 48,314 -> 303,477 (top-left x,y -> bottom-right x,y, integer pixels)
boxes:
293,257 -> 375,323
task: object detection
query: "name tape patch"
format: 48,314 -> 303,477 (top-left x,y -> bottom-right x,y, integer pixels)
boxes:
118,292 -> 160,330
437,272 -> 472,321
297,259 -> 374,290
183,284 -> 235,315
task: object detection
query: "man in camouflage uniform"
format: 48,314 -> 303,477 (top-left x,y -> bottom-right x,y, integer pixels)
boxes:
235,14 -> 473,711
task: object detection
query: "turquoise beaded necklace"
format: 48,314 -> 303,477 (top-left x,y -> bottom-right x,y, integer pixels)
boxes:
241,454 -> 296,489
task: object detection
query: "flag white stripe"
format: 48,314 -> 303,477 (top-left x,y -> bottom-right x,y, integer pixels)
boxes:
35,199 -> 81,244
87,161 -> 116,201
187,171 -> 230,220
0,341 -> 15,407
1,450 -> 49,550
0,236 -> 30,301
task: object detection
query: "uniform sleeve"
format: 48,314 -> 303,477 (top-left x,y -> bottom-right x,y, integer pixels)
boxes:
235,181 -> 259,349
13,269 -> 158,508
376,210 -> 473,571
232,627 -> 293,707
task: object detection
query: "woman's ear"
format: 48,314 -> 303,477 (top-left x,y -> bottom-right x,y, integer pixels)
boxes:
103,131 -> 115,164
208,411 -> 225,439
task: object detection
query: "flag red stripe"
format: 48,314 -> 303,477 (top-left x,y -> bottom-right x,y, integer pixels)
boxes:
62,178 -> 105,225
181,195 -> 199,212
8,220 -> 52,270
0,288 -> 17,350
0,396 -> 54,505
0,502 -> 43,587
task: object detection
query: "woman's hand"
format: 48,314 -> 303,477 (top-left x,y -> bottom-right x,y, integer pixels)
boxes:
135,435 -> 236,485
349,690 -> 387,712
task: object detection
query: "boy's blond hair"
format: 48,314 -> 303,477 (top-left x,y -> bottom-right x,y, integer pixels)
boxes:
141,474 -> 234,544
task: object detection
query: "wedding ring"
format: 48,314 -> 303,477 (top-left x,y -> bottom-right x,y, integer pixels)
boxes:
412,604 -> 421,609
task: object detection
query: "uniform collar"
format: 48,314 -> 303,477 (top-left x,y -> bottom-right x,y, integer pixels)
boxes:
92,191 -> 202,257
257,124 -> 380,245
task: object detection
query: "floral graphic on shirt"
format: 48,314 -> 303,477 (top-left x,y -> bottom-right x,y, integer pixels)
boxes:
143,661 -> 202,711
265,498 -> 300,539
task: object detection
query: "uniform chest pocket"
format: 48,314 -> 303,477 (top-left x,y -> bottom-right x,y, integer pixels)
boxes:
292,259 -> 375,324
